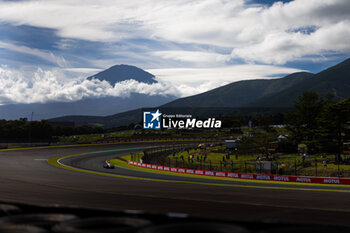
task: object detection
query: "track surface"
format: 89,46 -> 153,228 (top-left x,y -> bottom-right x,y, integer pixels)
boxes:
1,143 -> 350,226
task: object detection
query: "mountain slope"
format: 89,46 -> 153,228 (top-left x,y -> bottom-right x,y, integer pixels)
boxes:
48,58 -> 350,128
49,72 -> 312,128
50,108 -> 142,129
0,94 -> 174,120
249,58 -> 350,107
162,72 -> 313,108
87,64 -> 156,85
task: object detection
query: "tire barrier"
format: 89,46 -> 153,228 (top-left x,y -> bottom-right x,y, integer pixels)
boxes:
0,203 -> 22,217
52,217 -> 152,233
259,226 -> 350,233
137,222 -> 250,233
0,224 -> 48,233
0,213 -> 77,229
1,201 -> 350,233
128,161 -> 350,185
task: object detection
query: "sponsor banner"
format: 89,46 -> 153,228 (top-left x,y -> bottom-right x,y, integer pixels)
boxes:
126,161 -> 350,185
205,171 -> 215,176
227,172 -> 239,178
323,178 -> 341,184
256,175 -> 271,180
295,177 -> 312,183
215,172 -> 226,177
170,167 -> 178,172
272,175 -> 290,182
240,174 -> 254,179
195,170 -> 204,175
186,169 -> 194,174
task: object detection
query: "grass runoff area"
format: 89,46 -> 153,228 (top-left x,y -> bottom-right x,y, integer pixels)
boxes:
109,154 -> 350,188
169,147 -> 350,177
108,154 -> 274,184
113,145 -> 350,178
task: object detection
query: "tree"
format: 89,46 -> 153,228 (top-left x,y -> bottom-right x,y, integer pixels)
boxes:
318,97 -> 350,155
288,91 -> 324,153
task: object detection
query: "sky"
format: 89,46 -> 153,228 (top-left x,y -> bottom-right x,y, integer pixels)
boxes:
0,0 -> 349,105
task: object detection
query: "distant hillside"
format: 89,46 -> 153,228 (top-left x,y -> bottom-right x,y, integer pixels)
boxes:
163,72 -> 313,108
49,72 -> 312,128
50,108 -> 142,129
0,94 -> 174,120
249,58 -> 350,107
87,64 -> 156,85
48,58 -> 350,128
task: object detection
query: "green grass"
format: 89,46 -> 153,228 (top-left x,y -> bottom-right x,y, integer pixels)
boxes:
59,134 -> 103,143
108,155 -> 350,188
107,131 -> 134,138
164,147 -> 350,177
109,155 -> 255,182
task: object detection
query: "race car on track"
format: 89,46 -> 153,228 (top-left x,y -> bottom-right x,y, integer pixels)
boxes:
103,160 -> 115,169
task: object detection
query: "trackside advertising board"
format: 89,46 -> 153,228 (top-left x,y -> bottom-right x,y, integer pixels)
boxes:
128,161 -> 350,185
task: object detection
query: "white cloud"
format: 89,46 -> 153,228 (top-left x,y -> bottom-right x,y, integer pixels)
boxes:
0,0 -> 349,65
152,50 -> 231,66
0,41 -> 67,67
0,67 -> 169,104
0,64 -> 305,105
148,65 -> 304,86
63,68 -> 103,75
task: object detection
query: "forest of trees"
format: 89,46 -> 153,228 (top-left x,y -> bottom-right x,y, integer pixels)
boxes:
287,92 -> 350,155
0,118 -> 103,142
237,92 -> 350,155
0,92 -> 349,153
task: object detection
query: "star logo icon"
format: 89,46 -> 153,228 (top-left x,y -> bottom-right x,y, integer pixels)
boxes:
150,109 -> 161,122
143,109 -> 162,129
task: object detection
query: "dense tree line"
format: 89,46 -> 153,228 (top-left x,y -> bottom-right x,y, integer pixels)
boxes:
0,118 -> 103,142
287,92 -> 350,155
233,92 -> 349,155
0,92 -> 348,151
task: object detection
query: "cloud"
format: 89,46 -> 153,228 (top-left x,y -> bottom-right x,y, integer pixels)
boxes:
63,68 -> 103,75
0,41 -> 67,67
147,65 -> 304,85
0,0 -> 349,65
0,67 -> 168,104
152,50 -> 231,66
0,64 -> 304,105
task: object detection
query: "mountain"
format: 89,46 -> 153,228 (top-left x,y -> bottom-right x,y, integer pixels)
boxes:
50,108 -> 142,129
162,72 -> 313,108
0,65 -> 174,120
87,64 -> 156,84
249,58 -> 350,107
48,58 -> 350,128
48,72 -> 313,128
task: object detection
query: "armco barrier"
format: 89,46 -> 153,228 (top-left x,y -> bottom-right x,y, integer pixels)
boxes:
128,160 -> 350,185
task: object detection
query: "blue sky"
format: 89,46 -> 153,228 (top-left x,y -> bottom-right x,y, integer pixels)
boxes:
0,0 -> 349,104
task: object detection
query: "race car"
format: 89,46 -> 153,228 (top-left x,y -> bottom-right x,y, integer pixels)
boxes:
103,160 -> 115,169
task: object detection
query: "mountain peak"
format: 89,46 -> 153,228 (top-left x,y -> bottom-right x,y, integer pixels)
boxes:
88,64 -> 156,85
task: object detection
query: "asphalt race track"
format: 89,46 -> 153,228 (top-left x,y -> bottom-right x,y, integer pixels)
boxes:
1,143 -> 350,227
